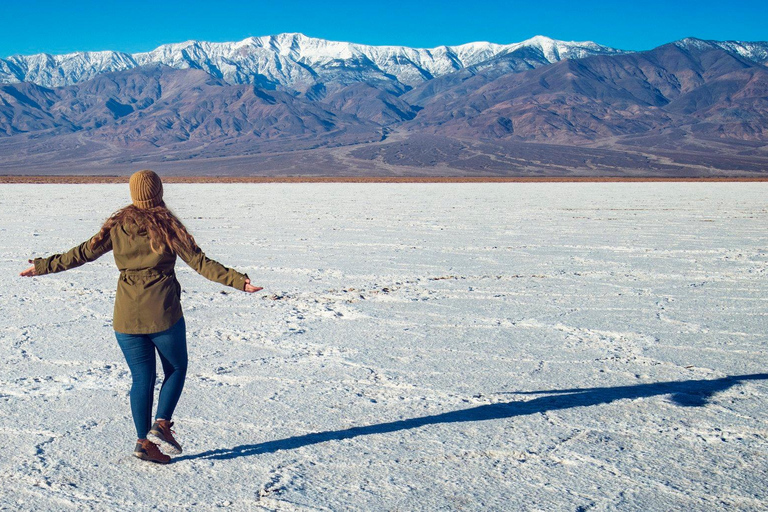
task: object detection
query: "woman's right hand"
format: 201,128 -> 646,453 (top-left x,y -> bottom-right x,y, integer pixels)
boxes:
243,278 -> 263,293
19,259 -> 37,277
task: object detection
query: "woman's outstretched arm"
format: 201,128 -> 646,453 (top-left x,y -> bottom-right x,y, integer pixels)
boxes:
177,244 -> 262,293
20,234 -> 113,277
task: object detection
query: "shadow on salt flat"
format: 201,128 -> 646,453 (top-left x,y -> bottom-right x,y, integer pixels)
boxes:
174,373 -> 766,463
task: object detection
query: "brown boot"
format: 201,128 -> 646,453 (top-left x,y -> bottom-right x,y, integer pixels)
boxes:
133,439 -> 170,464
148,419 -> 183,454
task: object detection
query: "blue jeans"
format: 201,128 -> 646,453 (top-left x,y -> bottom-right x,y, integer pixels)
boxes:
115,317 -> 188,439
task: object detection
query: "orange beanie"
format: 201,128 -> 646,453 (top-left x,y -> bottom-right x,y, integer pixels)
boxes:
129,170 -> 163,209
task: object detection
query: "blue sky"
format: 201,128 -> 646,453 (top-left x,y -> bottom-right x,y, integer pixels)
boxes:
1,0 -> 766,57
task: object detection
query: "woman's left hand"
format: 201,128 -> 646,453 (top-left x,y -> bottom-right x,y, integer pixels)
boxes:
20,259 -> 37,277
243,278 -> 263,293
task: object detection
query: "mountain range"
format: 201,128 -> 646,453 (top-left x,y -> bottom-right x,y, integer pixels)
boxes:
1,33 -> 767,177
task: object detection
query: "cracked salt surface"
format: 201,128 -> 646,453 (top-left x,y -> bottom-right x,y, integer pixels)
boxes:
1,183 -> 766,510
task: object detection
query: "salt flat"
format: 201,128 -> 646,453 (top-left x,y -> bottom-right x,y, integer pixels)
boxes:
0,183 -> 766,511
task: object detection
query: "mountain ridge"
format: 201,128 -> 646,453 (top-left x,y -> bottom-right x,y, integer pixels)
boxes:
1,34 -> 767,177
0,33 -> 624,90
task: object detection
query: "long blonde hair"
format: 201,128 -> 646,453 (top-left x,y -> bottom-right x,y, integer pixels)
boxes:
91,202 -> 197,255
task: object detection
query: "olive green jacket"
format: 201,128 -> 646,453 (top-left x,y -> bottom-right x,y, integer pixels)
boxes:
34,222 -> 249,334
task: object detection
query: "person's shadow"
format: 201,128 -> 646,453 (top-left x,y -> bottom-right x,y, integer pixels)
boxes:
174,373 -> 766,462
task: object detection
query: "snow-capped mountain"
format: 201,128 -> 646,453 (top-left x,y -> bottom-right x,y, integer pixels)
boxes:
674,37 -> 768,64
1,35 -> 767,177
0,33 -> 623,90
0,50 -> 137,88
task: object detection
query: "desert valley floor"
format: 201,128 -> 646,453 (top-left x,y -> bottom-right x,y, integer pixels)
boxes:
0,183 -> 766,510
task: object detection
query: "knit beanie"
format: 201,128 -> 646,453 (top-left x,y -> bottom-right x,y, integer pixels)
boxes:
129,170 -> 163,209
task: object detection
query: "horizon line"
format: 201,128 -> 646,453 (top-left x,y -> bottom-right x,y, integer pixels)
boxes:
2,176 -> 767,184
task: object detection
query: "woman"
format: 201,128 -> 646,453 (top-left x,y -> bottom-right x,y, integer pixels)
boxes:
19,170 -> 262,464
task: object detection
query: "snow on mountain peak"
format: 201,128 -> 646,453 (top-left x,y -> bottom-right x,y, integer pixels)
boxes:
3,32 -> 623,89
8,33 -> 763,91
673,37 -> 768,64
674,37 -> 716,50
512,35 -> 623,62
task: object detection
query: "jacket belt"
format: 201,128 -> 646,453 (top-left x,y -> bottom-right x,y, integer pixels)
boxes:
119,268 -> 175,277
